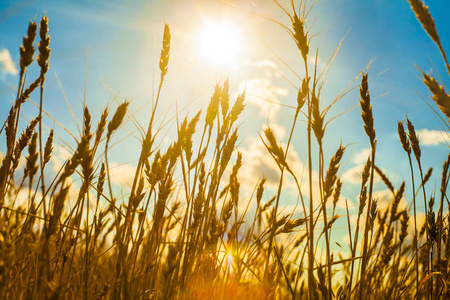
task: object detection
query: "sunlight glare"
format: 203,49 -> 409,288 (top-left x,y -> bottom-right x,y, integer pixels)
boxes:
197,21 -> 243,66
226,250 -> 233,268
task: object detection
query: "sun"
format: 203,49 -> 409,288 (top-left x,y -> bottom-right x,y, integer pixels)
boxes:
196,21 -> 243,66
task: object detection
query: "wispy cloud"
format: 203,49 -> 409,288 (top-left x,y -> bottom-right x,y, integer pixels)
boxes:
240,135 -> 283,188
417,128 -> 450,146
342,164 -> 365,185
239,59 -> 289,118
353,148 -> 371,164
342,163 -> 383,185
108,162 -> 137,190
254,59 -> 283,77
239,132 -> 322,207
0,49 -> 18,76
343,147 -> 396,185
239,77 -> 288,118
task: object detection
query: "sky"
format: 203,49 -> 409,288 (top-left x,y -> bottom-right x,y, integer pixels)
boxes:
1,0 -> 450,221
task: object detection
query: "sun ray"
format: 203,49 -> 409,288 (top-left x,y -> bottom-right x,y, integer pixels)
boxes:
196,20 -> 243,67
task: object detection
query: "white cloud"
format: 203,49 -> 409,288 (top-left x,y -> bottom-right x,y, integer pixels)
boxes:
239,77 -> 288,118
255,59 -> 279,70
239,131 -> 322,207
51,146 -> 73,174
108,162 -> 137,189
308,54 -> 325,71
280,204 -> 309,217
372,189 -> 397,210
0,49 -> 18,76
417,128 -> 450,146
7,189 -> 41,209
353,148 -> 371,164
342,163 -> 385,185
254,59 -> 282,77
342,164 -> 365,185
240,135 -> 283,188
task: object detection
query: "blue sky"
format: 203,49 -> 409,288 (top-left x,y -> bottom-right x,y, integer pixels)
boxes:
1,0 -> 450,217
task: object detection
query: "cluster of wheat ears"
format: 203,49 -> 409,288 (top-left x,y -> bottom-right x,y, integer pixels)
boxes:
1,0 -> 450,299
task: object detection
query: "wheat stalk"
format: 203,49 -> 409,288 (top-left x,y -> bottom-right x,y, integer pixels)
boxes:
408,0 -> 450,76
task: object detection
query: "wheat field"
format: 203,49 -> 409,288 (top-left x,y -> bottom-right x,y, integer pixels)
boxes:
1,0 -> 449,299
